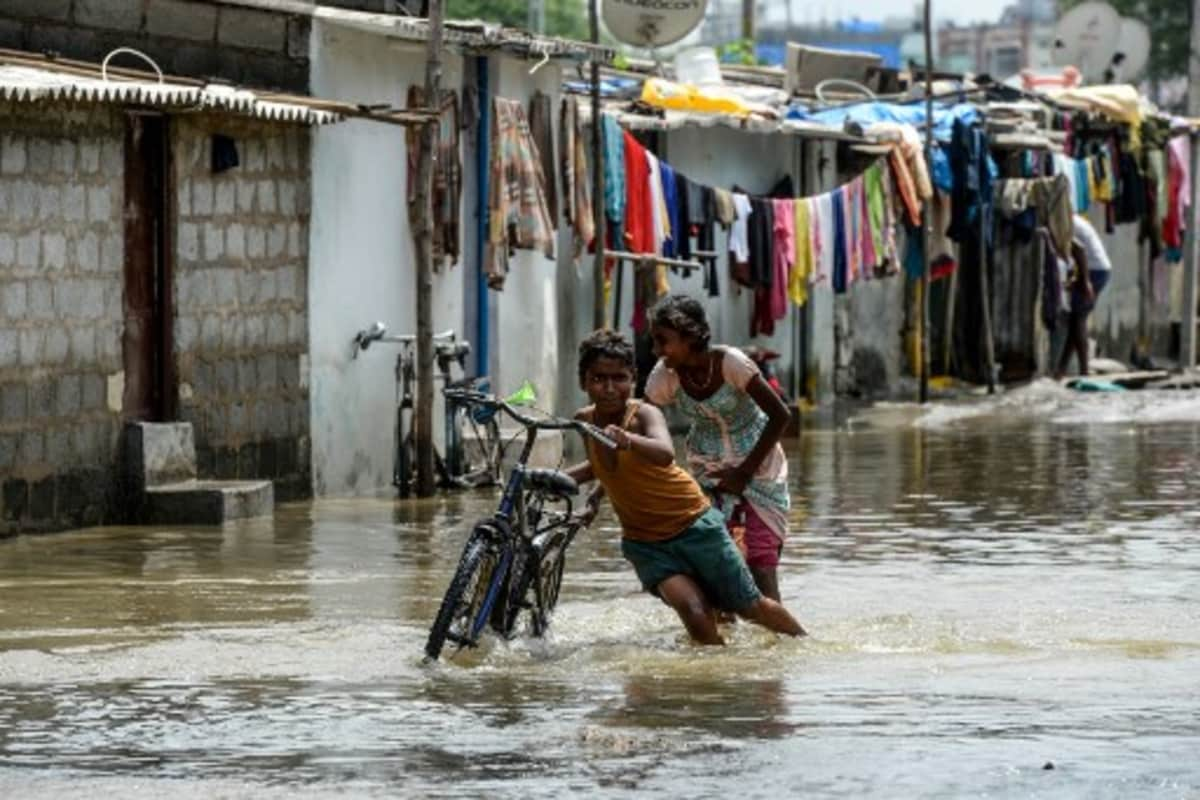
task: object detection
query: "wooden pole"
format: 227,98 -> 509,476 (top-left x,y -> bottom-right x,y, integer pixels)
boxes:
414,1 -> 444,497
742,0 -> 756,41
590,0 -> 606,330
920,0 -> 933,403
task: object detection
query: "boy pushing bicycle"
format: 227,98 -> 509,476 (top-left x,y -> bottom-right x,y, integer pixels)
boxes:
565,330 -> 806,645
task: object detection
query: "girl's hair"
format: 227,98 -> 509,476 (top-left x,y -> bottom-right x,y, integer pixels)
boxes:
650,294 -> 711,351
578,328 -> 636,385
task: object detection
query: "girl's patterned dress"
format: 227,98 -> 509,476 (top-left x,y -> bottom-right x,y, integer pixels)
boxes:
645,347 -> 789,547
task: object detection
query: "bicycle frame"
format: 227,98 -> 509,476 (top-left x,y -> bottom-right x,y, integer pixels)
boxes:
451,396 -> 614,643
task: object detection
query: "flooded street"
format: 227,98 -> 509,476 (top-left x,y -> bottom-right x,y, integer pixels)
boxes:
2,382 -> 1199,798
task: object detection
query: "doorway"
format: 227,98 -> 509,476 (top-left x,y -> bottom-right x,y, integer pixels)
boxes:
121,112 -> 175,421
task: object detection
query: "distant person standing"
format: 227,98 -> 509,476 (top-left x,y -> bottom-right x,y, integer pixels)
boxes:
1056,214 -> 1112,379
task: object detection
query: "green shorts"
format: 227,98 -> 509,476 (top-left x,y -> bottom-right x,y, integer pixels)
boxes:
621,506 -> 762,612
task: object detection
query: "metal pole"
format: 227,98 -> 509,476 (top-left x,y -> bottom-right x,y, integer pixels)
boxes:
1183,0 -> 1200,369
590,0 -> 607,329
919,0 -> 933,403
414,2 -> 445,497
979,200 -> 997,393
1185,134 -> 1200,371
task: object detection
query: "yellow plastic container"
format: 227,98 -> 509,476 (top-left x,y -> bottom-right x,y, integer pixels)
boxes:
640,77 -> 751,117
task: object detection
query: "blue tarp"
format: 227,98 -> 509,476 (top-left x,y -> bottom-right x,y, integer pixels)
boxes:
786,101 -> 981,143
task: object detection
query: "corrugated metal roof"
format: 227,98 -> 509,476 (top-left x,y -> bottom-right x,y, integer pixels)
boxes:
0,63 -> 342,125
211,1 -> 614,61
579,100 -> 864,142
312,9 -> 614,61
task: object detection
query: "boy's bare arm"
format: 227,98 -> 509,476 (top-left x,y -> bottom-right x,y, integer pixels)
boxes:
606,403 -> 675,467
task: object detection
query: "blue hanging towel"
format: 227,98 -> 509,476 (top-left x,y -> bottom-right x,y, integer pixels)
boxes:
832,187 -> 848,294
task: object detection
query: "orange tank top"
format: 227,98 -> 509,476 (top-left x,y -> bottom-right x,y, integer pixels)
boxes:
586,400 -> 710,542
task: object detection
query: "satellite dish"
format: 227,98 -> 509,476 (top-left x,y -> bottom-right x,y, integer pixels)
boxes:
1051,1 -> 1121,83
1107,17 -> 1150,83
601,0 -> 708,48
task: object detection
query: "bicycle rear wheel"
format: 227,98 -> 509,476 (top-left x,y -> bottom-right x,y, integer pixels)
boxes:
425,535 -> 498,661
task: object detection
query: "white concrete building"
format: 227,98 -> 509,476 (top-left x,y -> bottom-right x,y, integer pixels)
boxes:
298,9 -> 608,495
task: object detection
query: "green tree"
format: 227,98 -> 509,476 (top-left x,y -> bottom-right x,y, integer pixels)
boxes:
1060,0 -> 1190,83
446,0 -> 589,40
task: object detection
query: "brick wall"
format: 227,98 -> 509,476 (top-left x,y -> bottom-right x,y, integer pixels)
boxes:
0,101 -> 125,533
172,116 -> 312,500
0,1 -> 310,93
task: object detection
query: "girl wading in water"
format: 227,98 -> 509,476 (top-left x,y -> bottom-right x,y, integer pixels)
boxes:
645,295 -> 793,602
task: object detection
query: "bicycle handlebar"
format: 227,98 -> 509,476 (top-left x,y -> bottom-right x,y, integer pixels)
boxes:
353,323 -> 458,354
444,389 -> 618,451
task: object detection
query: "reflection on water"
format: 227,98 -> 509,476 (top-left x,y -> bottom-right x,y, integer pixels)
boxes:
2,385 -> 1200,797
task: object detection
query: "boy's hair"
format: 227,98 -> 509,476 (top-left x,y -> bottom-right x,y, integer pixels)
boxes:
578,329 -> 636,385
650,294 -> 711,350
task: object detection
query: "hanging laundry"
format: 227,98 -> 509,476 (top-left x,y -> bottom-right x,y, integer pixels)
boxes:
947,118 -> 995,247
645,152 -> 669,255
622,132 -> 653,254
601,114 -> 625,242
832,186 -> 848,294
791,198 -> 812,306
484,97 -> 554,289
864,123 -> 933,202
770,197 -> 794,321
729,192 -> 753,286
994,174 -> 1072,259
528,90 -> 558,222
813,190 -> 835,285
560,96 -> 594,256
659,160 -> 682,258
887,148 -> 923,226
407,85 -> 462,269
864,163 -> 887,275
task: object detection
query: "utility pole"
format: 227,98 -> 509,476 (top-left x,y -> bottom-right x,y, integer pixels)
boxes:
742,0 -> 756,41
1182,0 -> 1200,370
414,1 -> 445,497
529,0 -> 546,34
590,0 -> 606,329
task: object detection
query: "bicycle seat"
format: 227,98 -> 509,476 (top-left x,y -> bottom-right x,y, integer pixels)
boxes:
523,469 -> 579,497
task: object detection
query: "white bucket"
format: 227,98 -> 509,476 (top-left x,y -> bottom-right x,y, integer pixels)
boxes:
673,46 -> 723,87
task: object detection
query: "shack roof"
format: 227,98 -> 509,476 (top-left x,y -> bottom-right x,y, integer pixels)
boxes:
0,50 -> 435,127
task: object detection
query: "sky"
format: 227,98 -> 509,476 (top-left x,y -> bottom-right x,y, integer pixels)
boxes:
756,0 -> 1020,27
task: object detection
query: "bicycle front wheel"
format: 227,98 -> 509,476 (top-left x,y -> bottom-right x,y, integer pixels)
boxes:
531,541 -> 567,637
425,535 -> 498,661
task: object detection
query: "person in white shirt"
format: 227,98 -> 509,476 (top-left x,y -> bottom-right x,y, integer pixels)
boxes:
1055,215 -> 1113,379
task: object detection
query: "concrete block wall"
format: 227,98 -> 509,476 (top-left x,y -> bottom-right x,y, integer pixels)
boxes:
172,116 -> 312,500
0,0 -> 310,93
0,101 -> 125,534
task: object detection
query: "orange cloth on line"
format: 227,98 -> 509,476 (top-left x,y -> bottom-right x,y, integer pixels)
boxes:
888,147 -> 922,226
585,401 -> 710,543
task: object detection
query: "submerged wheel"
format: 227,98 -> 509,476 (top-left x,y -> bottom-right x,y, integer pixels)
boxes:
425,536 -> 497,661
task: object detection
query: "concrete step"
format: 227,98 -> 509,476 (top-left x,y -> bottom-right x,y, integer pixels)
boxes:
143,479 -> 275,525
124,421 -> 197,488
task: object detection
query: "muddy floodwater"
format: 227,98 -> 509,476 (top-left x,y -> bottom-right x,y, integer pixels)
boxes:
2,382 -> 1199,798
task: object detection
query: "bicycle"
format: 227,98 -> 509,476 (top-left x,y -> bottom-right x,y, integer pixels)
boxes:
424,389 -> 616,662
353,323 -> 503,497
